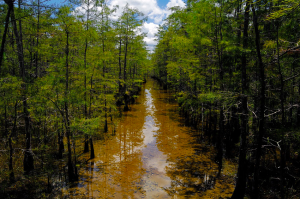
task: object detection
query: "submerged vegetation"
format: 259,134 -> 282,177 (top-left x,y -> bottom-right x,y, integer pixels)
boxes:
151,0 -> 300,198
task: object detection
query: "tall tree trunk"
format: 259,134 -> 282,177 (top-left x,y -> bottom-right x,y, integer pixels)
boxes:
123,15 -> 129,91
101,6 -> 106,78
35,0 -> 40,78
276,22 -> 286,199
65,30 -> 77,182
214,3 -> 224,177
118,38 -> 122,93
83,36 -> 89,153
231,0 -> 250,198
83,0 -> 90,153
0,5 -> 11,72
7,0 -> 34,174
123,30 -> 129,111
252,4 -> 266,198
124,37 -> 128,82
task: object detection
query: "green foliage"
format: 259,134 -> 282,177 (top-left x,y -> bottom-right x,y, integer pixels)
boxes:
151,0 -> 300,197
266,0 -> 300,21
0,0 -> 148,192
198,92 -> 222,103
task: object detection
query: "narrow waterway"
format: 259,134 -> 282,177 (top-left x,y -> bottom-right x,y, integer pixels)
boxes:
62,79 -> 236,198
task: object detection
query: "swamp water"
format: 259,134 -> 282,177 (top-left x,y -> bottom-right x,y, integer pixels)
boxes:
61,79 -> 236,198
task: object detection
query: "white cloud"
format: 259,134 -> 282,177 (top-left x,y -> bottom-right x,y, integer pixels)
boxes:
75,0 -> 186,51
142,22 -> 159,52
166,0 -> 186,8
108,0 -> 166,24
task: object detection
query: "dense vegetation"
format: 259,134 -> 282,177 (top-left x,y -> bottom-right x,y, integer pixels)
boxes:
151,0 -> 300,198
2,0 -> 300,198
0,0 -> 148,197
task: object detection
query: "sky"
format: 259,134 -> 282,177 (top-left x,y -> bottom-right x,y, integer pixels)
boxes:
103,0 -> 186,51
49,0 -> 186,52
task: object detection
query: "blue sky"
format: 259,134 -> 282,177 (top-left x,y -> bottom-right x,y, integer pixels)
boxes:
47,0 -> 186,51
157,0 -> 171,9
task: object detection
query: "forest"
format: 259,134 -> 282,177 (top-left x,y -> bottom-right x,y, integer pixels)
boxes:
1,0 -> 300,198
0,0 -> 149,198
151,0 -> 300,198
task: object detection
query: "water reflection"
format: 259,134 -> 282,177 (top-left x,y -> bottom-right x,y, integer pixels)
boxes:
62,79 -> 235,198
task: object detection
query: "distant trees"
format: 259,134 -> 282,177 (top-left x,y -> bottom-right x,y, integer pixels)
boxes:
152,0 -> 300,198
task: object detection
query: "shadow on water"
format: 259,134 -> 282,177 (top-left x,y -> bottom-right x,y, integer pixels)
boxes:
62,78 -> 236,198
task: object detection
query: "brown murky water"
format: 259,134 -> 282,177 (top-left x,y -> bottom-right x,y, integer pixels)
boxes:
61,79 -> 236,198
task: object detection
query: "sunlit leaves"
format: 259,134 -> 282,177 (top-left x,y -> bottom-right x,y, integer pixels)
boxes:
266,0 -> 300,21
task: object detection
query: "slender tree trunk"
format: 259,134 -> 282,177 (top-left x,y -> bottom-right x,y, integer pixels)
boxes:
118,38 -> 122,93
89,75 -> 93,116
83,1 -> 90,153
9,101 -> 18,183
83,38 -> 89,153
90,137 -> 95,159
7,0 -> 34,174
252,4 -> 266,198
5,101 -> 15,183
102,8 -> 106,78
214,3 -> 224,177
0,6 -> 11,72
65,30 -> 77,182
217,109 -> 224,176
123,25 -> 129,111
58,130 -> 63,159
124,16 -> 129,83
8,133 -> 15,182
277,23 -> 286,199
35,0 -> 40,78
124,37 -> 128,82
104,97 -> 108,132
231,0 -> 250,198
84,136 -> 89,153
56,118 -> 64,159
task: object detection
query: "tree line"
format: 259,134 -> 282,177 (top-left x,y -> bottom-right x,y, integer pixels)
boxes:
151,0 -> 300,198
0,0 -> 148,196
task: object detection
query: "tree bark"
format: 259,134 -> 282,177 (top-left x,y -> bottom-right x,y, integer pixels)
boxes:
214,3 -> 224,177
252,4 -> 266,198
231,0 -> 250,198
0,5 -> 11,72
90,137 -> 95,159
118,38 -> 122,93
277,22 -> 286,199
65,30 -> 78,182
6,0 -> 34,174
83,0 -> 90,153
35,0 -> 40,78
104,98 -> 108,132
